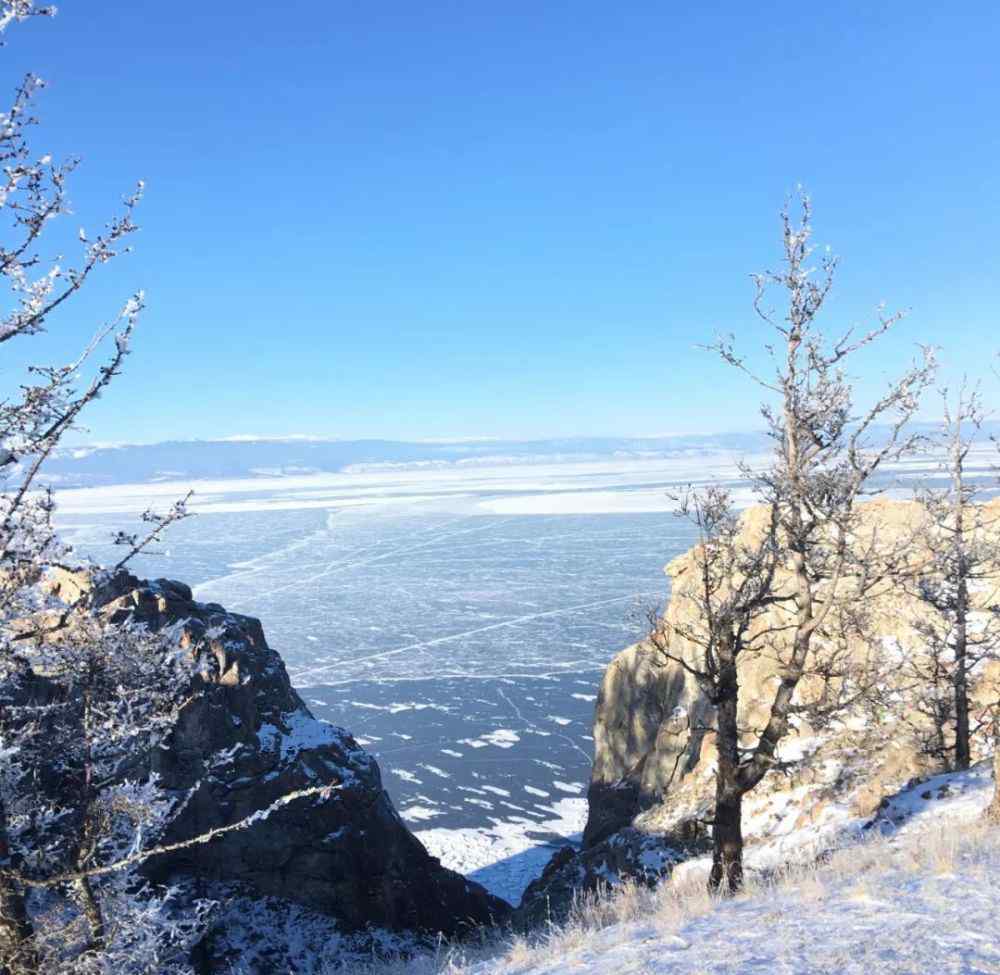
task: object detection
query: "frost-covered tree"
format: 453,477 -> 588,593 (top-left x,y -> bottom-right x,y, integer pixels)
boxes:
648,488 -> 783,893
0,2 -> 146,966
894,386 -> 1000,771
0,8 -> 324,972
653,194 -> 934,893
1,614 -> 212,973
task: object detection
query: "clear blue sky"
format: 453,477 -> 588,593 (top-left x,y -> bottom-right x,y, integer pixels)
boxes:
6,1 -> 999,443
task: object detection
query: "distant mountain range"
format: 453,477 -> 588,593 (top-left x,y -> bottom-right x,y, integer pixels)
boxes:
38,434 -> 770,488
33,421 -> 1000,489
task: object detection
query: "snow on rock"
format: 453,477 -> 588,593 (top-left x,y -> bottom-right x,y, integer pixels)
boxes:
79,569 -> 510,971
869,762 -> 993,834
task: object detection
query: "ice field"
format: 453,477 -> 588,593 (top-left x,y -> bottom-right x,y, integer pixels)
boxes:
52,450 -> 989,901
51,459 -> 726,898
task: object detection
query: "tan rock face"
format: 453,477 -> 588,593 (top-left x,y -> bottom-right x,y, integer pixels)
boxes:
584,640 -> 708,846
523,498 -> 1000,924
40,565 -> 92,605
585,498 -> 1000,848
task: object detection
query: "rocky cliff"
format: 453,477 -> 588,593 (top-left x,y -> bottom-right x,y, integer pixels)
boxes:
45,568 -> 509,972
519,499 -> 1000,922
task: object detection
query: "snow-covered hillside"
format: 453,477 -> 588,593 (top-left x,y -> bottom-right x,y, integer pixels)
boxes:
362,763 -> 1000,975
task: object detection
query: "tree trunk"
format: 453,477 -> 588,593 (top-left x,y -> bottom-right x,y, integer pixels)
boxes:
952,538 -> 971,769
74,674 -> 104,952
953,622 -> 971,770
73,876 -> 104,951
709,793 -> 744,893
951,420 -> 972,771
709,652 -> 744,893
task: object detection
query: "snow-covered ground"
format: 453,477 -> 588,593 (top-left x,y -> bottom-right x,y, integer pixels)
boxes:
365,763 -> 1000,975
477,830 -> 1000,974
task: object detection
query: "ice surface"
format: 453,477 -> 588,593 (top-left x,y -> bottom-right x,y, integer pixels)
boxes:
417,796 -> 589,905
54,462 -> 703,875
53,455 -> 996,901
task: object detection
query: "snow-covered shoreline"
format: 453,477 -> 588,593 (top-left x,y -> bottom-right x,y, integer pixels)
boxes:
416,796 -> 588,905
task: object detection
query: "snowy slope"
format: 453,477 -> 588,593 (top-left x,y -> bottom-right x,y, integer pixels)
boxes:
472,844 -> 1000,974
467,765 -> 998,975
365,763 -> 1000,975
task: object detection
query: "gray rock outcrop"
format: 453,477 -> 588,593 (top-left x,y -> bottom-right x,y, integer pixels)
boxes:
70,570 -> 509,968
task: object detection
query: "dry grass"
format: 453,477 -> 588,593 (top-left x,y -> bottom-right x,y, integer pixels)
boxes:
346,817 -> 1000,975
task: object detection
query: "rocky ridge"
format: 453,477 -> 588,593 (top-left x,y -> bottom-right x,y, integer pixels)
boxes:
518,499 -> 1000,922
43,567 -> 509,972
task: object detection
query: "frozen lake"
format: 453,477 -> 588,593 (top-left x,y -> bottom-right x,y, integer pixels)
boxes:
53,449 -> 977,901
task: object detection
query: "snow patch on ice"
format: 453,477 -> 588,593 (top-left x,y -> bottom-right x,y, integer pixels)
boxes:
458,729 -> 520,750
400,804 -> 444,823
